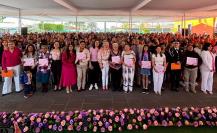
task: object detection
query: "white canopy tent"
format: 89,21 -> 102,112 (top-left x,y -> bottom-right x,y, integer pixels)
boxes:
0,0 -> 217,20
1,0 -> 217,33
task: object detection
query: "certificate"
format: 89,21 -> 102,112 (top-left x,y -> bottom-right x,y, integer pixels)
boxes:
155,64 -> 164,73
39,58 -> 48,66
141,61 -> 151,69
186,57 -> 198,66
23,58 -> 34,66
124,58 -> 133,66
112,56 -> 121,64
77,52 -> 86,60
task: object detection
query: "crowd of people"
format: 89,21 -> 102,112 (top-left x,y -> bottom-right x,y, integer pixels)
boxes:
0,32 -> 216,98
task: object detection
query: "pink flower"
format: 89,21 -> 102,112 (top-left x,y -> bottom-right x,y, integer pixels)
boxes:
109,111 -> 114,116
118,127 -> 123,132
83,126 -> 88,131
143,124 -> 148,130
93,126 -> 98,132
66,115 -> 71,121
123,108 -> 128,112
193,121 -> 199,127
36,118 -> 41,123
30,116 -> 35,121
165,107 -> 169,113
67,125 -> 73,131
135,125 -> 139,129
153,120 -> 158,126
199,121 -> 204,126
175,113 -> 180,118
48,125 -> 52,129
45,113 -> 50,118
149,109 -> 155,114
95,115 -> 100,121
127,124 -> 133,130
98,121 -> 103,127
137,116 -> 142,122
78,114 -> 82,119
132,119 -> 137,123
108,126 -> 113,132
23,126 -> 29,132
79,122 -> 83,126
61,120 -> 66,126
100,127 -> 106,132
17,117 -> 22,123
168,121 -> 173,126
115,116 -> 120,122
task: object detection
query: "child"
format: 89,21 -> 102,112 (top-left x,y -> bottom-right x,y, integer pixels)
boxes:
37,44 -> 51,92
140,45 -> 151,94
20,66 -> 33,98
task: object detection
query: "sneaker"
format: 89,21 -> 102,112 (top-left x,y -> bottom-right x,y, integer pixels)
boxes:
69,88 -> 72,93
191,89 -> 196,94
202,90 -> 207,94
66,89 -> 70,94
208,91 -> 213,95
185,88 -> 189,92
24,95 -> 28,99
89,84 -> 93,91
94,83 -> 98,90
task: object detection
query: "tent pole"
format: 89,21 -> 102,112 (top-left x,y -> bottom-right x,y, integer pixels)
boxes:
184,12 -> 186,38
213,17 -> 216,38
75,15 -> 78,32
18,8 -> 21,34
104,21 -> 106,32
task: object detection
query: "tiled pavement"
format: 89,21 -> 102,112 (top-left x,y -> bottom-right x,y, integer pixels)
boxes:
0,76 -> 217,113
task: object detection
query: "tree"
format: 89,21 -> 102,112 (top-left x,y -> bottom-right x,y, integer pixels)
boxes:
121,23 -> 129,31
0,16 -> 6,23
38,23 -> 64,31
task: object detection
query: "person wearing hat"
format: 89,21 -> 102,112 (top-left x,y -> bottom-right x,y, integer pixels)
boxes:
183,44 -> 202,93
200,43 -> 216,94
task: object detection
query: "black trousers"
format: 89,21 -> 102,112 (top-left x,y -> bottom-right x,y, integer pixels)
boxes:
170,70 -> 181,90
30,68 -> 37,92
89,61 -> 101,85
51,60 -> 62,86
110,67 -> 122,91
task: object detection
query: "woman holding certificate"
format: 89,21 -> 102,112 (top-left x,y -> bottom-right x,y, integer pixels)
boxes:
88,40 -> 100,90
2,40 -> 22,96
60,44 -> 77,93
109,43 -> 122,91
75,40 -> 90,92
22,44 -> 37,92
152,46 -> 166,95
183,45 -> 202,93
200,43 -> 216,95
98,40 -> 110,91
50,41 -> 62,91
37,45 -> 51,92
139,45 -> 151,94
121,43 -> 136,93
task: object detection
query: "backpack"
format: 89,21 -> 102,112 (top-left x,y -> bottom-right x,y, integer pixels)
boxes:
20,72 -> 28,84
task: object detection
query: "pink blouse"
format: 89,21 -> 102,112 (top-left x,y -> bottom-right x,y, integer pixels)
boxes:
2,47 -> 22,70
89,47 -> 99,62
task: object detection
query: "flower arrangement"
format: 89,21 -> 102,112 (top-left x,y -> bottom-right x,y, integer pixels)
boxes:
0,107 -> 217,132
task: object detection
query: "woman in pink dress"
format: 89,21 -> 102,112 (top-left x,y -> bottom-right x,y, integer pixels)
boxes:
60,44 -> 77,93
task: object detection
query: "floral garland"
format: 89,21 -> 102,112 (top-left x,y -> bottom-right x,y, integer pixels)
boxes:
0,107 -> 217,132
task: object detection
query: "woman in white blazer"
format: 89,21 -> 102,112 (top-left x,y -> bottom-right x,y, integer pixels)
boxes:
200,43 -> 216,94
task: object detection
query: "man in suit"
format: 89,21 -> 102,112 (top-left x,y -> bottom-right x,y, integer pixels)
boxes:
168,41 -> 183,91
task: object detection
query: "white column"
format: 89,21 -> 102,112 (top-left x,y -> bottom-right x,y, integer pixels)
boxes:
104,21 -> 106,32
129,12 -> 132,33
18,8 -> 21,34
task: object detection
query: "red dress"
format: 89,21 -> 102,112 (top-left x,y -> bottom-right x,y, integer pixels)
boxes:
60,52 -> 77,87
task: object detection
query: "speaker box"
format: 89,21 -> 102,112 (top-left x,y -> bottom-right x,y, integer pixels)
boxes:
21,27 -> 28,35
182,28 -> 188,36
